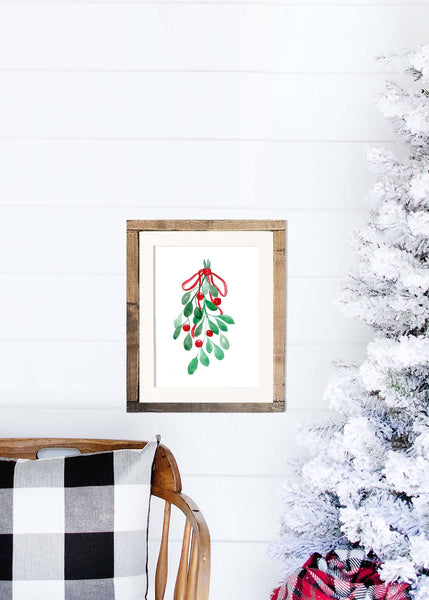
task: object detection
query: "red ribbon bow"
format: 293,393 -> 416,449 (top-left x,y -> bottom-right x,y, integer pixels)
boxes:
182,268 -> 228,297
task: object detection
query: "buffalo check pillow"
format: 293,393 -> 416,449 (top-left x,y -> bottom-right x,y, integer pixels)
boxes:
0,437 -> 159,600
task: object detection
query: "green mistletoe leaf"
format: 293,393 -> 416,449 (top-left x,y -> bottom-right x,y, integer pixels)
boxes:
215,318 -> 228,332
173,326 -> 182,340
174,315 -> 182,328
199,349 -> 210,367
188,357 -> 198,375
194,307 -> 203,320
181,291 -> 191,305
184,302 -> 193,318
194,320 -> 203,337
205,300 -> 218,311
209,284 -> 219,297
183,333 -> 192,351
208,319 -> 219,334
201,279 -> 209,295
206,339 -> 213,353
213,343 -> 224,361
218,315 -> 235,325
220,334 -> 229,349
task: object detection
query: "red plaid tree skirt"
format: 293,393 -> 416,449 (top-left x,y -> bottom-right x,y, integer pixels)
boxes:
271,548 -> 410,600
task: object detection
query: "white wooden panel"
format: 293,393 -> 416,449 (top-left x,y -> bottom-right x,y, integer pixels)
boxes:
287,343 -> 368,410
266,6 -> 428,73
0,72 -> 393,140
266,74 -> 393,141
0,340 -> 365,410
288,277 -> 372,345
207,541 -> 280,600
0,207 -> 366,277
0,4 -> 263,71
148,475 -> 283,542
0,140 -> 391,209
0,407 -> 329,475
183,475 -> 283,541
284,0 -> 428,3
0,0 -> 425,7
287,211 -> 367,278
0,207 -> 125,274
0,341 -> 123,406
0,5 -> 426,72
0,274 -> 124,340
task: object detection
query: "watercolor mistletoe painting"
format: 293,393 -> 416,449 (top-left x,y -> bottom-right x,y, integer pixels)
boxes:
173,259 -> 235,375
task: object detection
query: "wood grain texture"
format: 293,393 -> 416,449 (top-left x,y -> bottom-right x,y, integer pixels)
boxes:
174,519 -> 192,600
127,219 -> 285,232
187,533 -> 199,600
126,219 -> 286,412
127,401 -> 284,413
127,230 -> 139,404
0,438 -> 182,491
273,227 -> 286,407
155,501 -> 171,600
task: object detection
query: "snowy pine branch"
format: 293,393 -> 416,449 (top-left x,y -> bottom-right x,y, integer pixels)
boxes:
272,44 -> 429,595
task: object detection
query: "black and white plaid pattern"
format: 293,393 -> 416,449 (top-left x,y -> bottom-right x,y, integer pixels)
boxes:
0,438 -> 159,600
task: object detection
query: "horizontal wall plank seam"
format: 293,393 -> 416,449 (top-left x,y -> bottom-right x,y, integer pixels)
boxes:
0,339 -> 127,343
0,1 -> 426,6
0,69 -> 398,76
0,406 -> 330,412
183,474 -> 284,478
147,538 -> 273,544
0,137 -> 394,143
0,340 -> 367,346
148,539 -> 274,544
0,205 -> 369,212
0,271 -> 126,276
0,273 -> 349,279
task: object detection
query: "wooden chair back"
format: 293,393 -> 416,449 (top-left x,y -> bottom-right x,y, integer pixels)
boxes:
0,438 -> 210,600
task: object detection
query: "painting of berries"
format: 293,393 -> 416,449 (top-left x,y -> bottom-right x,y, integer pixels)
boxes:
173,259 -> 235,375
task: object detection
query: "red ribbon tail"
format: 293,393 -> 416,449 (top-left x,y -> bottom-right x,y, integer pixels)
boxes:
210,272 -> 228,296
182,271 -> 202,291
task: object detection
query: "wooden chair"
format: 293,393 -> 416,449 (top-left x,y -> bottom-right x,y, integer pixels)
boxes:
0,438 -> 210,600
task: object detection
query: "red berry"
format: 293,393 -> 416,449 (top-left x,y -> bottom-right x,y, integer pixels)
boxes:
206,329 -> 213,337
213,298 -> 221,306
195,339 -> 203,348
183,324 -> 190,332
197,292 -> 204,300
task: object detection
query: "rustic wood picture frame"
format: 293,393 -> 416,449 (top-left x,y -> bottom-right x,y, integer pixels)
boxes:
127,220 -> 286,412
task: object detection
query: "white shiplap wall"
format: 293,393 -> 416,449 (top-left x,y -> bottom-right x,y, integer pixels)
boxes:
0,3 -> 421,599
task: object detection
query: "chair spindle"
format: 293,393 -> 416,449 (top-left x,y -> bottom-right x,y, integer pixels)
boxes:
155,501 -> 171,600
174,519 -> 192,600
186,532 -> 199,600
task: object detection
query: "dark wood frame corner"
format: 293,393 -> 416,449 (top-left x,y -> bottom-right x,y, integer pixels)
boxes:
126,220 -> 286,412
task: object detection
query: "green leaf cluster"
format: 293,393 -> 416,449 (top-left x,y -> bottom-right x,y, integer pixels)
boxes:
173,263 -> 236,375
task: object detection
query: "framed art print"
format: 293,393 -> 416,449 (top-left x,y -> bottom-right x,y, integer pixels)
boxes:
127,220 -> 286,412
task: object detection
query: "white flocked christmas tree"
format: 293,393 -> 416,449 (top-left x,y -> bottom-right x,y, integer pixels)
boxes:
271,46 -> 429,599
